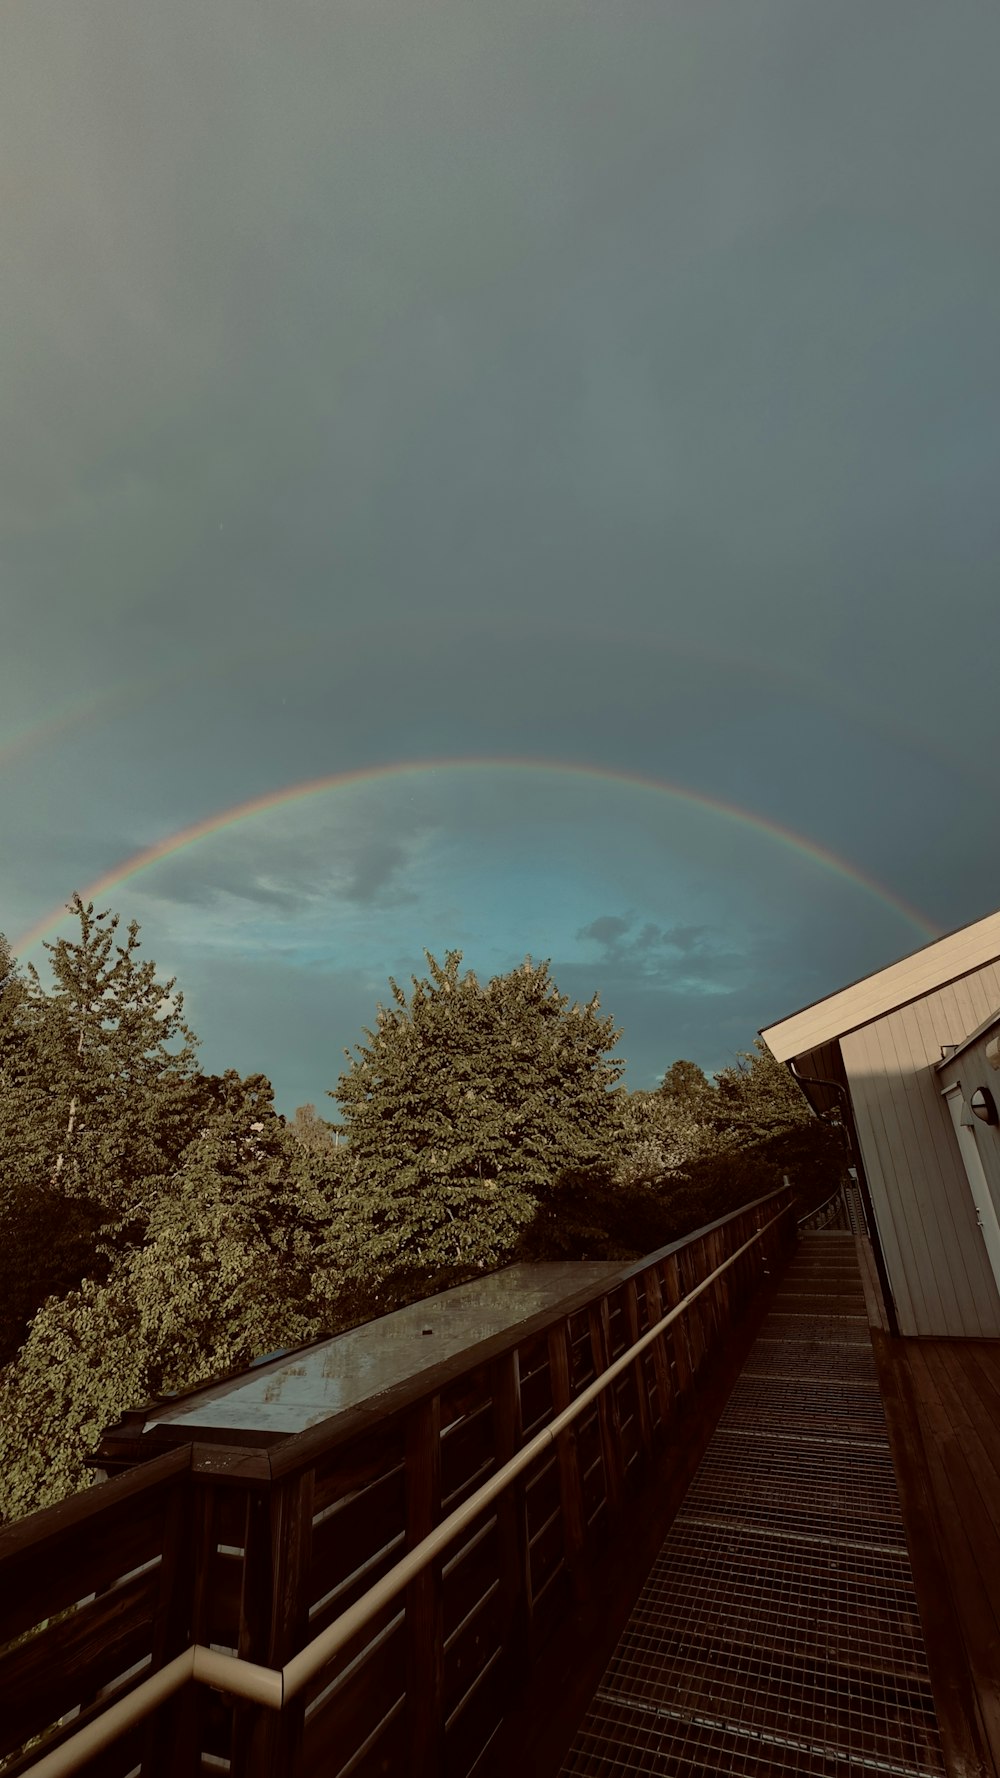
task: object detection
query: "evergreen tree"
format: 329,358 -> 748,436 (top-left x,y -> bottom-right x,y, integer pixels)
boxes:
21,895 -> 200,1238
0,902 -> 260,1364
326,952 -> 624,1306
0,1070 -> 335,1521
0,929 -> 106,1363
0,930 -> 15,994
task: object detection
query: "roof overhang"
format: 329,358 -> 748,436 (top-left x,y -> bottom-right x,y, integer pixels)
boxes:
760,907 -> 1000,1064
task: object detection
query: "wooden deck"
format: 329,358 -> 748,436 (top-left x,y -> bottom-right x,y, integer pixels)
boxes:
872,1328 -> 1000,1778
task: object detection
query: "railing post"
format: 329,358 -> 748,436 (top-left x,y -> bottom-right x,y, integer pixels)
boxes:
588,1298 -> 624,1517
622,1280 -> 653,1460
492,1349 -> 532,1687
643,1268 -> 674,1435
546,1321 -> 588,1603
231,1470 -> 313,1778
662,1254 -> 693,1406
230,1487 -> 271,1772
704,1230 -> 719,1336
687,1239 -> 710,1374
141,1466 -> 201,1777
405,1395 -> 445,1778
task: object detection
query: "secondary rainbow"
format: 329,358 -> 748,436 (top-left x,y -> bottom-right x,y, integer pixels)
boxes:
14,757 -> 941,953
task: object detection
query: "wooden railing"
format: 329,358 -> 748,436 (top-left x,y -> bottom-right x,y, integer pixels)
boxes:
0,1185 -> 796,1778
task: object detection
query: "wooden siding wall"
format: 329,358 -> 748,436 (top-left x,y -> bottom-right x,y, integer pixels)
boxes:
840,964 -> 1000,1338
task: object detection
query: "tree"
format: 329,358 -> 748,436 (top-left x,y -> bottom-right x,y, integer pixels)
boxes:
658,1058 -> 715,1116
708,1038 -> 842,1208
0,930 -> 106,1364
711,1039 -> 813,1141
0,930 -> 15,994
21,895 -> 201,1238
0,901 -> 213,1363
326,952 -> 625,1309
612,1088 -> 701,1189
0,1070 -> 334,1521
289,1103 -> 341,1155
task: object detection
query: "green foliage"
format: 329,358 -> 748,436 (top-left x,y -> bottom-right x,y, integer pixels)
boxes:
0,930 -> 110,1363
709,1038 -> 842,1209
327,951 -> 625,1309
0,902 -> 210,1364
27,895 -> 200,1221
658,1057 -> 715,1116
0,1074 -> 332,1521
525,1157 -> 680,1261
712,1039 -> 813,1141
612,1085 -> 712,1190
0,900 -> 845,1528
289,1102 -> 343,1157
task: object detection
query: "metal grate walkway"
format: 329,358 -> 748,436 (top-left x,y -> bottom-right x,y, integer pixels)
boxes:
560,1232 -> 945,1777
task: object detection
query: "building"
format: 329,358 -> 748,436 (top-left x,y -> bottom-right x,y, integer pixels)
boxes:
760,905 -> 1000,1338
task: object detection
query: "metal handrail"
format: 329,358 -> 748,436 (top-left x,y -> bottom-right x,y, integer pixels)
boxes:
21,1202 -> 790,1778
796,1184 -> 845,1231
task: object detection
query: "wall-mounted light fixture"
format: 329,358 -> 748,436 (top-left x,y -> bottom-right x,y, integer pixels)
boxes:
986,1036 -> 1000,1071
970,1086 -> 999,1126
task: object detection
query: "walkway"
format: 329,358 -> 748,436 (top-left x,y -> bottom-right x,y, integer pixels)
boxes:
559,1231 -> 946,1777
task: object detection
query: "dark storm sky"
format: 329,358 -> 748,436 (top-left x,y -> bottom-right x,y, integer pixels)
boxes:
3,2 -> 998,1114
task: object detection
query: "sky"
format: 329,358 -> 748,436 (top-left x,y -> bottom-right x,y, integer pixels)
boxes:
3,1 -> 999,1120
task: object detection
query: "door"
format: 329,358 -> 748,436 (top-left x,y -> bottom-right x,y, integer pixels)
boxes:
942,1082 -> 1000,1297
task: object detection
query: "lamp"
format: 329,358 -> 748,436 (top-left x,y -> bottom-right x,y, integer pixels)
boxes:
970,1086 -> 998,1126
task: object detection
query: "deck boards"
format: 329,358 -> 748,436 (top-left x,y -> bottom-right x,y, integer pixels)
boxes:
874,1332 -> 1000,1777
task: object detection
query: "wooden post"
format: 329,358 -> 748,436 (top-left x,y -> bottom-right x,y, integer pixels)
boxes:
713,1230 -> 731,1347
492,1349 -> 532,1688
231,1471 -> 314,1778
142,1468 -> 201,1777
662,1255 -> 694,1406
546,1322 -> 588,1603
405,1396 -> 445,1778
622,1281 -> 653,1460
687,1239 -> 708,1375
643,1269 -> 674,1435
588,1299 -> 624,1517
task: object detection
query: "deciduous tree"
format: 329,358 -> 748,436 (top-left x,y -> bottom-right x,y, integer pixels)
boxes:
325,952 -> 625,1308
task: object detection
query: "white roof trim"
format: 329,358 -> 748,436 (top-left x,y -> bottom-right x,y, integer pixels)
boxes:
760,906 -> 1000,1063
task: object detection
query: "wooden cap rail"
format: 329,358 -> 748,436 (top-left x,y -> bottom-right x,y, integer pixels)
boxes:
1,1185 -> 796,1778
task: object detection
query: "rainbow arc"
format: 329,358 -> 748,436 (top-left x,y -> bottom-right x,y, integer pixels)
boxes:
14,758 -> 940,955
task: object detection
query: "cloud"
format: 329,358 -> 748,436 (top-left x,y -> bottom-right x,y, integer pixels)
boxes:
341,835 -> 419,905
575,912 -> 728,984
578,914 -> 633,948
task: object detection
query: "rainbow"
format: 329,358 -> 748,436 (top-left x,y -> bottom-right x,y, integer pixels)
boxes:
14,757 -> 941,954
